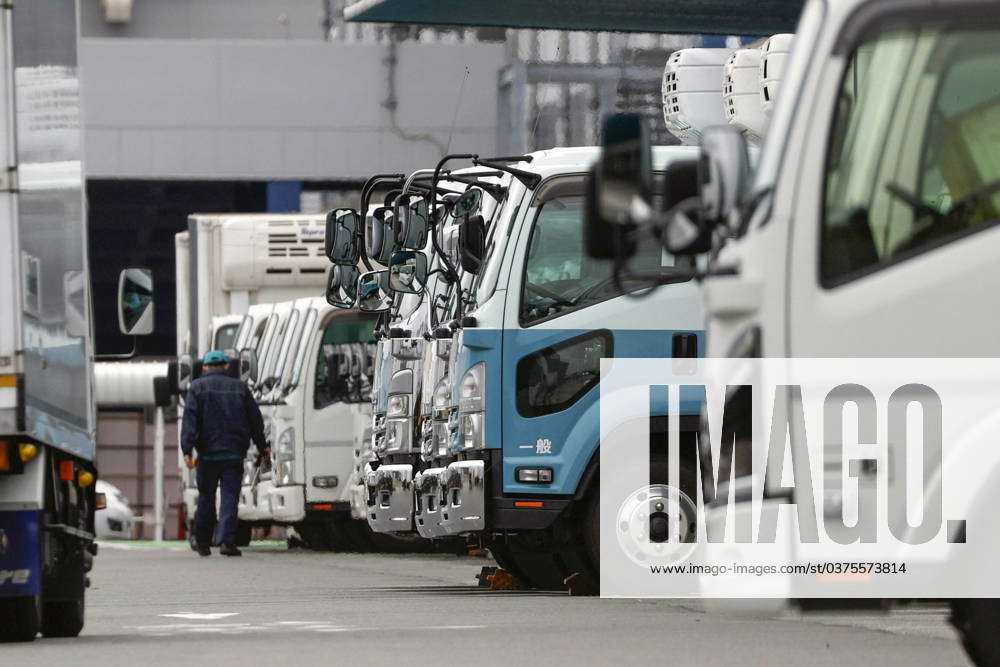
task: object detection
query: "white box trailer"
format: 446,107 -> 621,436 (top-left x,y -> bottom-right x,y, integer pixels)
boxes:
174,214 -> 329,539
176,213 -> 330,362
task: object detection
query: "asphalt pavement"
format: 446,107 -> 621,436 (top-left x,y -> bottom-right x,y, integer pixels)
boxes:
3,541 -> 973,666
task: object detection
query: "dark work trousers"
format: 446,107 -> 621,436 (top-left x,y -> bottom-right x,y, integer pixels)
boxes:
195,459 -> 243,548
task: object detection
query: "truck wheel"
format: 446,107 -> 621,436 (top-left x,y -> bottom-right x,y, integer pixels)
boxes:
509,552 -> 567,590
327,518 -> 355,551
41,598 -> 85,638
343,519 -> 375,552
0,595 -> 40,642
235,521 -> 253,547
295,522 -> 333,550
368,531 -> 432,554
582,456 -> 699,578
487,542 -> 529,581
952,599 -> 1000,667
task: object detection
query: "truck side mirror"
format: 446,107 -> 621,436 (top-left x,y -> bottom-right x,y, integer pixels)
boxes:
596,113 -> 653,225
662,159 -> 713,256
325,208 -> 361,264
117,267 -> 154,336
395,196 -> 428,251
388,250 -> 428,294
177,353 -> 193,393
239,348 -> 259,384
357,270 -> 392,313
458,214 -> 486,273
326,264 -> 359,309
699,124 -> 751,230
584,113 -> 652,260
365,207 -> 397,266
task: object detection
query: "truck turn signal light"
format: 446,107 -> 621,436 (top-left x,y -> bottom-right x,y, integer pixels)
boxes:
18,443 -> 38,463
59,460 -> 75,481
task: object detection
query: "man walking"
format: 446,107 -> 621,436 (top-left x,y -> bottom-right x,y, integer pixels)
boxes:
181,350 -> 267,557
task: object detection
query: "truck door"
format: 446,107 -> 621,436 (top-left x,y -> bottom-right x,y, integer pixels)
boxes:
501,179 -> 702,496
305,313 -> 377,502
788,22 -> 1000,358
785,17 -> 1000,549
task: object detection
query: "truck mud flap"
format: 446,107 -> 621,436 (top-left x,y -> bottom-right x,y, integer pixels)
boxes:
0,511 -> 41,598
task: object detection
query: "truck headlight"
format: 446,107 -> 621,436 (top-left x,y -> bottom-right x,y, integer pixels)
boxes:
460,412 -> 484,450
276,461 -> 292,486
277,427 -> 295,460
433,379 -> 451,411
275,428 -> 296,486
459,363 -> 485,412
420,418 -> 435,460
242,459 -> 255,486
385,418 -> 411,453
387,394 -> 409,418
434,418 -> 451,457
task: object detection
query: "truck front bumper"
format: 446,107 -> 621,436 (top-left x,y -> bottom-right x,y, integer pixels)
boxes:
269,484 -> 305,523
413,467 -> 447,538
439,460 -> 486,535
364,463 -> 414,533
238,485 -> 256,521
348,472 -> 368,520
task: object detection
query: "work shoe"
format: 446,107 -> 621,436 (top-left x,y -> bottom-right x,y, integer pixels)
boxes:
196,544 -> 211,557
220,544 -> 242,557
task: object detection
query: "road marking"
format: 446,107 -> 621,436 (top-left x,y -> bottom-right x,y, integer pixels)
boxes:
160,612 -> 240,620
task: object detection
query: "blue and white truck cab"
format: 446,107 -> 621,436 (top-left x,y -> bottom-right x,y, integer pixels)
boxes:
403,147 -> 706,589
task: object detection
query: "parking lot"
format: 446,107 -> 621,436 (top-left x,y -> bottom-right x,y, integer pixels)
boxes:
3,543 -> 971,667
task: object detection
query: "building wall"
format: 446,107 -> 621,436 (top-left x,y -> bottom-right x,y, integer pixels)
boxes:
80,0 -> 329,40
80,38 -> 505,181
97,409 -> 181,540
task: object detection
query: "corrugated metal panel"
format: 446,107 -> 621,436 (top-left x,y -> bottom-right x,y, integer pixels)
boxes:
94,361 -> 168,407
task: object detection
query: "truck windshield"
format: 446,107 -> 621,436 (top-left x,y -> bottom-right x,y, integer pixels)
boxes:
270,309 -> 302,387
257,311 -> 287,390
214,323 -> 240,352
255,314 -> 279,371
287,308 -> 318,391
314,317 -> 378,408
471,186 -> 517,308
520,194 -> 684,325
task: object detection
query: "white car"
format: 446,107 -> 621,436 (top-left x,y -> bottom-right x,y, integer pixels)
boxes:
95,480 -> 135,540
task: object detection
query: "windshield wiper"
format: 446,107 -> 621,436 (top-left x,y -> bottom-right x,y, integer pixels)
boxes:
524,281 -> 573,307
886,179 -> 1000,225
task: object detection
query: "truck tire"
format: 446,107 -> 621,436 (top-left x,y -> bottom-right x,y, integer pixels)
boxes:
235,521 -> 253,547
368,531 -> 432,554
0,595 -> 40,642
343,519 -> 375,552
509,552 -> 567,590
952,599 -> 1000,667
583,456 -> 699,580
41,598 -> 84,638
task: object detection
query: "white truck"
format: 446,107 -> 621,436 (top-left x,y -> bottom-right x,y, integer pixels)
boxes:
174,213 -> 328,540
239,295 -> 378,550
0,0 -> 152,641
590,1 -> 1000,664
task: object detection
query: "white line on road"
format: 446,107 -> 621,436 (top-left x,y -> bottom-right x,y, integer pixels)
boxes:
160,612 -> 240,620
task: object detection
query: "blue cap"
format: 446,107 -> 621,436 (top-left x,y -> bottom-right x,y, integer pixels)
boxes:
203,350 -> 228,366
